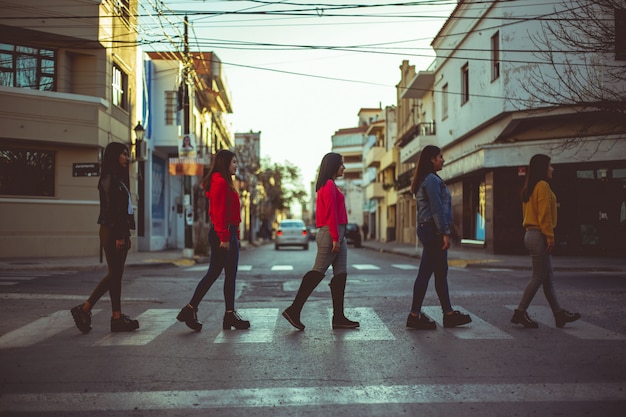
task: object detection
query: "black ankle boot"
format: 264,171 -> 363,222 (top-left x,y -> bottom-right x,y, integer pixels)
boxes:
511,309 -> 538,328
70,304 -> 92,334
223,311 -> 250,330
555,309 -> 581,328
332,314 -> 360,329
111,314 -> 139,332
329,273 -> 359,329
177,305 -> 202,331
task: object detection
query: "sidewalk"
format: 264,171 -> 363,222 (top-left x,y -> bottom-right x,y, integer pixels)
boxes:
0,240 -> 623,272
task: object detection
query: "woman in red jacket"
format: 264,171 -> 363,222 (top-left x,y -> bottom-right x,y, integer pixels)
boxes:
177,150 -> 250,331
282,152 -> 359,330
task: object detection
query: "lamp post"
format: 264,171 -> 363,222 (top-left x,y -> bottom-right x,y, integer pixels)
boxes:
132,121 -> 145,161
133,121 -> 146,239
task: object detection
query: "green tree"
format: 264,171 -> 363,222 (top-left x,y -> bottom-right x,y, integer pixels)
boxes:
258,158 -> 307,221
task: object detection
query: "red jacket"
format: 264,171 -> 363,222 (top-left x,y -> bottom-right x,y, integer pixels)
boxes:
207,172 -> 241,242
316,179 -> 348,242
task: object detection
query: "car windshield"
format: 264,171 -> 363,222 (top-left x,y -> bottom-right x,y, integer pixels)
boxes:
280,221 -> 304,228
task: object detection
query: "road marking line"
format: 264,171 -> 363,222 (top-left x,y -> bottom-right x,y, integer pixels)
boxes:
271,265 -> 294,271
1,382 -> 624,412
283,281 -> 330,293
93,309 -> 178,346
329,307 -> 396,341
0,293 -> 162,302
214,308 -> 279,343
352,264 -> 380,270
505,305 -> 626,340
239,265 -> 253,271
422,306 -> 513,339
0,310 -> 102,349
391,264 -> 418,270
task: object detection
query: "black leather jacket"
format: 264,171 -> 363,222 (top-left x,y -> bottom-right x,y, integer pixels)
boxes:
97,173 -> 136,239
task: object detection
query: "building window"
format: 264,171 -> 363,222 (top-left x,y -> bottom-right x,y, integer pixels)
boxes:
113,0 -> 131,25
442,83 -> 449,120
461,63 -> 469,105
616,8 -> 626,60
112,64 -> 128,109
463,177 -> 486,242
165,91 -> 176,125
0,43 -> 55,91
491,32 -> 500,81
0,147 -> 55,196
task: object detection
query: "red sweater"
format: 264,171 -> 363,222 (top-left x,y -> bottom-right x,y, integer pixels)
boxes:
207,172 -> 241,242
316,179 -> 348,242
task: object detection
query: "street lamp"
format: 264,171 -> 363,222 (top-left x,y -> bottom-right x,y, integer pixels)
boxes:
132,121 -> 145,162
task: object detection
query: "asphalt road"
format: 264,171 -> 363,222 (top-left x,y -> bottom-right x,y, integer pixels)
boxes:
1,242 -> 625,416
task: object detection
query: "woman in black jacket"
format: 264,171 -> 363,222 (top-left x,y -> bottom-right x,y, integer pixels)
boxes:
71,142 -> 139,333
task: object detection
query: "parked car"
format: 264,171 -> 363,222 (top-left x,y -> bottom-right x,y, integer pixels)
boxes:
307,226 -> 319,241
345,223 -> 362,248
275,220 -> 309,250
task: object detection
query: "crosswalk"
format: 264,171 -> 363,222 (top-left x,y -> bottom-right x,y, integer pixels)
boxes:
0,305 -> 623,349
185,263 -> 420,274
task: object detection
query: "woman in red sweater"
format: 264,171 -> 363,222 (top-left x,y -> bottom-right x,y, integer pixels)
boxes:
282,152 -> 359,330
177,150 -> 250,331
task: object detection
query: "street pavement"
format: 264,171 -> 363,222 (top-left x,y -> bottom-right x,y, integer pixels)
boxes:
0,239 -> 623,272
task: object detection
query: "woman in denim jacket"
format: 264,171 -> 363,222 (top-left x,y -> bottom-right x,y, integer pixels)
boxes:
406,145 -> 472,330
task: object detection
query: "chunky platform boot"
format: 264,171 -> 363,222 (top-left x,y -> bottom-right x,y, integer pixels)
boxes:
177,304 -> 202,331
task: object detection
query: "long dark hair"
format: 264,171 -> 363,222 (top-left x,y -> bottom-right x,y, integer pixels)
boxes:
315,152 -> 343,192
101,142 -> 130,188
202,149 -> 236,191
521,154 -> 551,202
410,145 -> 441,194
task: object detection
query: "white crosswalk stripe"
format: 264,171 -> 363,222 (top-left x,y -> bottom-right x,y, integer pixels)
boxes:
0,309 -> 102,349
93,309 -> 179,346
422,306 -> 513,339
214,308 -> 279,343
391,264 -> 418,270
1,305 -> 624,349
505,305 -> 626,340
329,307 -> 396,341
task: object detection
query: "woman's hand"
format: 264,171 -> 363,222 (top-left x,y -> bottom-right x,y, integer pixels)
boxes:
441,234 -> 451,250
331,241 -> 340,253
219,241 -> 230,250
546,237 -> 554,254
115,239 -> 126,250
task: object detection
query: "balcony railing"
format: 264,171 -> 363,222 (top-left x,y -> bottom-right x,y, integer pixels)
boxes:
400,121 -> 438,164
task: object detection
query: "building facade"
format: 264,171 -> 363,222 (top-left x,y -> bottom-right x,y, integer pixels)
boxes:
141,51 -> 233,254
0,0 -> 142,257
398,0 -> 626,256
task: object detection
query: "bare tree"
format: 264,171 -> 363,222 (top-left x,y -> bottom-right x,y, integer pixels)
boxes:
522,0 -> 626,114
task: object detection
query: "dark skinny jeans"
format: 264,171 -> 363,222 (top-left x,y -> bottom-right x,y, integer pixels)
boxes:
410,222 -> 453,315
189,226 -> 239,311
87,225 -> 129,312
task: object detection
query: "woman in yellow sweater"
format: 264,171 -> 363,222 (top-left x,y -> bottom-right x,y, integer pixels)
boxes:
511,154 -> 581,329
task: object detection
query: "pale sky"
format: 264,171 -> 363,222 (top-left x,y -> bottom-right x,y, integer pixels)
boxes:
139,0 -> 456,190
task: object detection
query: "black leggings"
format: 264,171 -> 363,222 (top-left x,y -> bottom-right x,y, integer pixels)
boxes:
87,225 -> 129,312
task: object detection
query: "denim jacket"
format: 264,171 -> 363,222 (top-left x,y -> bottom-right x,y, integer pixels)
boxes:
415,173 -> 453,235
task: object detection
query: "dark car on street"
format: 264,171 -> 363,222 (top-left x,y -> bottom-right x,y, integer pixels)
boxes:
345,223 -> 362,248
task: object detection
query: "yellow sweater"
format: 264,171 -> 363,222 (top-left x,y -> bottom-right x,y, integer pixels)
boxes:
522,180 -> 557,244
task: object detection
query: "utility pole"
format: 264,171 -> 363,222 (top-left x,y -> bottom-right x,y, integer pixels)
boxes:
182,15 -> 194,258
